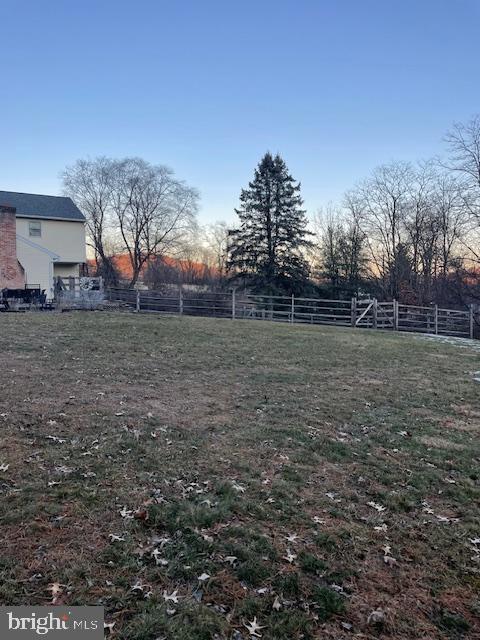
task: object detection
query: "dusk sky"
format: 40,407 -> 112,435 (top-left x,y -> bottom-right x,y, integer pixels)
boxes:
1,0 -> 479,225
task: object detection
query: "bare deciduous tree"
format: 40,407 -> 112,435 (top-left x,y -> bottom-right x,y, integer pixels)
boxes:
404,161 -> 436,293
203,221 -> 229,277
62,157 -> 119,286
340,198 -> 367,297
314,203 -> 366,298
63,157 -> 199,288
432,174 -> 466,273
445,115 -> 480,218
109,158 -> 198,287
351,161 -> 413,298
313,206 -> 342,296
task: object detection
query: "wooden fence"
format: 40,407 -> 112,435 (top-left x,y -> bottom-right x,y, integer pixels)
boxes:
105,287 -> 475,339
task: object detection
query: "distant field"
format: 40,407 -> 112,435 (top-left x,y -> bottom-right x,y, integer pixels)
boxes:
1,312 -> 479,639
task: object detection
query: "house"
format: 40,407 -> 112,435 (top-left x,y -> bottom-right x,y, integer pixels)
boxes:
0,191 -> 86,299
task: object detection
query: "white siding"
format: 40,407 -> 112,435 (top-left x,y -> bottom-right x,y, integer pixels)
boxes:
16,218 -> 86,263
15,218 -> 86,298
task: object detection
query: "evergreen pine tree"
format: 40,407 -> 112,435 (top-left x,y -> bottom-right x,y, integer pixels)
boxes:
228,152 -> 312,294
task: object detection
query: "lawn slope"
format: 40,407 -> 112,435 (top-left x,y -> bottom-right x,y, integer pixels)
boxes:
0,313 -> 479,639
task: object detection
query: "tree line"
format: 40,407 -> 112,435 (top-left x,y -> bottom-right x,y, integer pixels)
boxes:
63,114 -> 480,306
313,115 -> 480,305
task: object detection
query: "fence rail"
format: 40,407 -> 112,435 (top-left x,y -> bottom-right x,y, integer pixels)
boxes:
105,287 -> 475,339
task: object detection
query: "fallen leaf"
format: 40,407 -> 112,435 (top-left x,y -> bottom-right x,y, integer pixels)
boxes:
47,582 -> 63,604
283,549 -> 297,564
197,572 -> 210,582
163,590 -> 179,604
367,501 -> 386,513
284,533 -> 299,543
152,549 -> 168,566
108,534 -> 125,543
244,616 -> 265,637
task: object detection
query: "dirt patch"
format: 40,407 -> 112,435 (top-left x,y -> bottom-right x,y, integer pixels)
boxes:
419,435 -> 467,450
439,416 -> 480,433
451,403 -> 480,419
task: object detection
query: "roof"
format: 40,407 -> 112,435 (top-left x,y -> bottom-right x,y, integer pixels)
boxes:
0,191 -> 85,222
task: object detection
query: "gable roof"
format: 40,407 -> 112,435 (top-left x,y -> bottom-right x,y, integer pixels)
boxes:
0,190 -> 85,222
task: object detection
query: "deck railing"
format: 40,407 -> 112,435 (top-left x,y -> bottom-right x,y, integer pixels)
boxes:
54,276 -> 104,307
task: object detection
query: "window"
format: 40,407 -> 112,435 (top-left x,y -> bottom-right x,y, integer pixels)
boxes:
29,221 -> 41,237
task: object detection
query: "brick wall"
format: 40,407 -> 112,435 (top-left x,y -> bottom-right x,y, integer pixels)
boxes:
0,205 -> 25,289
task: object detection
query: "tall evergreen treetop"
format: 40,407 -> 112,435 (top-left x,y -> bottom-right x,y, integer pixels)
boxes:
228,152 -> 312,294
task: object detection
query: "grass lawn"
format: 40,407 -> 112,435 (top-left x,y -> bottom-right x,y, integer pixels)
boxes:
1,312 -> 480,639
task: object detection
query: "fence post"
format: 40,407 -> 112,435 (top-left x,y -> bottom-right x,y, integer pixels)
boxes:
291,294 -> 295,323
179,287 -> 183,316
372,298 -> 378,330
136,289 -> 140,313
469,304 -> 474,339
351,297 -> 357,327
232,288 -> 236,320
434,304 -> 438,335
393,299 -> 398,330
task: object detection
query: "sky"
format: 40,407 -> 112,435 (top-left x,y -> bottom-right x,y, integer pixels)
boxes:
1,0 -> 479,225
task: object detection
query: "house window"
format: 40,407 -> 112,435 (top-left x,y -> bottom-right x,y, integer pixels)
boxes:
29,221 -> 42,237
